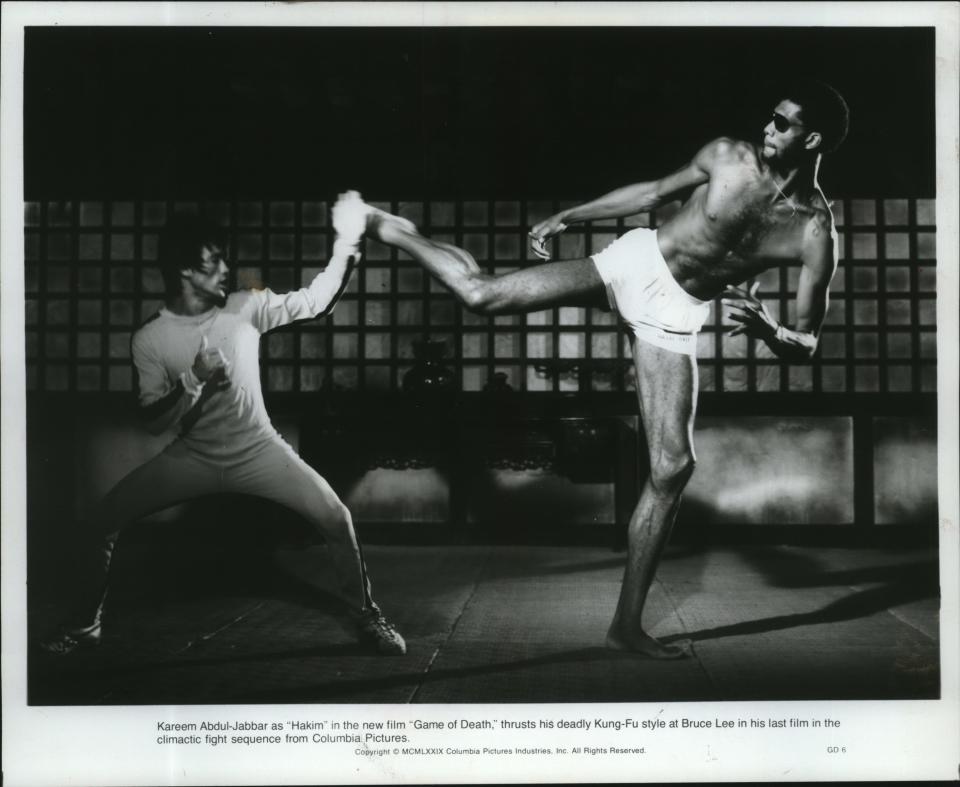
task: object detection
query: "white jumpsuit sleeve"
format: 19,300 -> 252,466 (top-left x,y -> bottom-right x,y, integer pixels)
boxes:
247,240 -> 358,333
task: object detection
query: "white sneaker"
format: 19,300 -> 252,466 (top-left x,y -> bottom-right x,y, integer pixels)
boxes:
331,190 -> 371,252
39,620 -> 102,655
357,609 -> 407,656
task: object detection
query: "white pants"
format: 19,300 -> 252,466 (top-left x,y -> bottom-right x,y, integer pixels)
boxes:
75,437 -> 374,625
591,227 -> 711,356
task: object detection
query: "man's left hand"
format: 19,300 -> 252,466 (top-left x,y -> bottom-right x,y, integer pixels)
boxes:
528,213 -> 568,261
722,282 -> 778,339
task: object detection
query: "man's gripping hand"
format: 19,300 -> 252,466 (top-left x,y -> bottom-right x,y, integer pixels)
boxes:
191,336 -> 231,390
528,213 -> 569,261
722,282 -> 778,339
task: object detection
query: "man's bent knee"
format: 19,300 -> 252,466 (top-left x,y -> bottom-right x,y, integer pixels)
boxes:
318,502 -> 356,539
649,453 -> 696,493
460,276 -> 503,315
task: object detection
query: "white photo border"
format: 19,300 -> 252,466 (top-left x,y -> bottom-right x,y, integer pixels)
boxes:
2,2 -> 957,784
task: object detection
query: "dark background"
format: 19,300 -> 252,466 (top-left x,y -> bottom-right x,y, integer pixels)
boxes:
24,26 -> 935,200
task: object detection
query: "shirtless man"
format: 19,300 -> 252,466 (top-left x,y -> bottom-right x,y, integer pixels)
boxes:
339,79 -> 848,657
41,202 -> 406,656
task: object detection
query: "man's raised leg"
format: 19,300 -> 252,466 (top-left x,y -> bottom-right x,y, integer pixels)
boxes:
606,339 -> 698,658
357,200 -> 604,314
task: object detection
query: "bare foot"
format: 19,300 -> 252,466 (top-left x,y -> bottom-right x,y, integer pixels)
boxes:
605,627 -> 692,659
365,206 -> 418,243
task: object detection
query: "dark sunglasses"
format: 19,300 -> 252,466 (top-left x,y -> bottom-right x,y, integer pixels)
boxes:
772,112 -> 802,133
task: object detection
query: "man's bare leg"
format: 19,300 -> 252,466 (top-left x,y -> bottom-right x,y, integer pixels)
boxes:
606,339 -> 698,658
350,196 -> 693,655
362,203 -> 604,314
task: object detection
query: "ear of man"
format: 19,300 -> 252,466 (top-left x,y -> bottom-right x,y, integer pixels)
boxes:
804,130 -> 823,152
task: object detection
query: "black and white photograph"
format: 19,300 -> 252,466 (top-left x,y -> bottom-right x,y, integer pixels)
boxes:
2,2 -> 958,784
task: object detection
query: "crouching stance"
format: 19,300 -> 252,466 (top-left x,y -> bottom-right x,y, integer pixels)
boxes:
340,79 -> 848,658
41,203 -> 406,656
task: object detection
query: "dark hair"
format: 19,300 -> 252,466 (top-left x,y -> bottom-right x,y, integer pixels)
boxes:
158,212 -> 226,294
780,79 -> 850,154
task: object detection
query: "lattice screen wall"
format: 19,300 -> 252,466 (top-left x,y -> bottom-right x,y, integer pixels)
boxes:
23,198 -> 937,394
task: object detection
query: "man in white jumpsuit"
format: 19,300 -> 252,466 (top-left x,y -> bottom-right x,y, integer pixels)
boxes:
41,201 -> 406,656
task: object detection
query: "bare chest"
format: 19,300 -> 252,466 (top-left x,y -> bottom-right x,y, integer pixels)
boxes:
700,177 -> 809,262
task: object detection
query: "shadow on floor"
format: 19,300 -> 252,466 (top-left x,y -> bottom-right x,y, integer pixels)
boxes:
664,575 -> 939,644
28,542 -> 941,705
226,646 -> 617,704
729,542 -> 939,586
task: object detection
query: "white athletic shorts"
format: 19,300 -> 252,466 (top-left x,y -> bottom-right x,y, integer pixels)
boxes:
591,227 -> 711,356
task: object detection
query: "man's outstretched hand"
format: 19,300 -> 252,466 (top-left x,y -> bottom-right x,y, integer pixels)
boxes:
722,282 -> 778,339
528,213 -> 568,260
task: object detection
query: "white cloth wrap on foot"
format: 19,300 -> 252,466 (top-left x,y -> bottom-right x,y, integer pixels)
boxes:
331,191 -> 369,246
